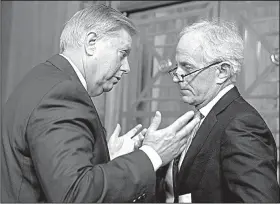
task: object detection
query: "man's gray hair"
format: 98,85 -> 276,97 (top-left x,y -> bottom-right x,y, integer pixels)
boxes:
179,19 -> 244,81
60,4 -> 137,53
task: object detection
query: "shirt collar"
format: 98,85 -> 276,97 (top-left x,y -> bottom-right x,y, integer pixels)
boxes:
59,54 -> 87,91
199,84 -> 235,118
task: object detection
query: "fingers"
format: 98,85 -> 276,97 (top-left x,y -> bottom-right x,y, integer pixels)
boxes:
148,111 -> 162,132
132,128 -> 147,149
176,116 -> 200,138
109,124 -> 121,142
169,110 -> 195,131
140,128 -> 147,136
125,124 -> 142,139
133,137 -> 142,149
178,143 -> 187,155
133,133 -> 144,142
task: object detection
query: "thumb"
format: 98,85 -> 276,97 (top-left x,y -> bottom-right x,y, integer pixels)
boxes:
148,111 -> 161,131
110,124 -> 121,142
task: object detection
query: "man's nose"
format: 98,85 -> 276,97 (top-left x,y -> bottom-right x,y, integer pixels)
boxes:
172,66 -> 185,83
172,75 -> 181,83
121,58 -> 130,74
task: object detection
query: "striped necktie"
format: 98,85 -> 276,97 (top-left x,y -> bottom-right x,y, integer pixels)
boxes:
172,110 -> 204,203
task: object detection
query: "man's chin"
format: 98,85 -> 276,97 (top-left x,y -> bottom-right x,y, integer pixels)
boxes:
88,86 -> 110,97
181,95 -> 194,104
103,85 -> 114,92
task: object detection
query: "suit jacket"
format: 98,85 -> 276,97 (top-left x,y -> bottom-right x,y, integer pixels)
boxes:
1,55 -> 155,203
156,87 -> 279,203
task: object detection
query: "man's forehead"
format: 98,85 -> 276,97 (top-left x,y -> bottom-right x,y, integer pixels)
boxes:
176,52 -> 197,66
117,29 -> 132,45
120,37 -> 132,48
175,47 -> 196,63
176,33 -> 202,56
107,29 -> 132,49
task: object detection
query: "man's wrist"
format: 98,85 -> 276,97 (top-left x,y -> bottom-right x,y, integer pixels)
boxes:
140,145 -> 162,171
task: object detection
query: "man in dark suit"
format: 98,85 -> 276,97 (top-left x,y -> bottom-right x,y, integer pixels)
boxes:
1,4 -> 200,203
156,19 -> 279,202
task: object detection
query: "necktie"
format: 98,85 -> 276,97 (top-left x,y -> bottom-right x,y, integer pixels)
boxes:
172,110 -> 204,203
172,155 -> 181,203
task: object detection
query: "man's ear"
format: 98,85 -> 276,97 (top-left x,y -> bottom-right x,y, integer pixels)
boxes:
84,32 -> 97,56
216,62 -> 231,84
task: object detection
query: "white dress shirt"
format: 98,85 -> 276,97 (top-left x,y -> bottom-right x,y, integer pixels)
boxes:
165,84 -> 235,203
59,54 -> 162,171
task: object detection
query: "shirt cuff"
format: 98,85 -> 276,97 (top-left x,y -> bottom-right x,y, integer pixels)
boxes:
140,145 -> 162,171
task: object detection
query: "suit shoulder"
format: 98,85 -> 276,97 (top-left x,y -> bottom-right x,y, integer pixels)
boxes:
41,79 -> 91,105
226,96 -> 265,120
28,61 -> 71,82
220,95 -> 274,141
223,97 -> 274,142
3,61 -> 90,128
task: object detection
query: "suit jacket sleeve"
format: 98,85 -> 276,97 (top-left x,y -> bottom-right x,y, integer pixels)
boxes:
155,165 -> 169,202
221,113 -> 279,202
26,80 -> 156,202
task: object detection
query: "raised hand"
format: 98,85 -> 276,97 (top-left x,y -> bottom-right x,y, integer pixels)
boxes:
132,128 -> 147,149
142,111 -> 200,166
107,124 -> 144,160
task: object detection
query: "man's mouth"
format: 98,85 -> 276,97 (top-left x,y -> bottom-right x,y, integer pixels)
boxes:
180,88 -> 191,94
112,76 -> 121,84
115,76 -> 121,80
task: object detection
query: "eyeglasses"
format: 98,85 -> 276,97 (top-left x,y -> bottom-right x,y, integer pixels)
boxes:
169,61 -> 223,81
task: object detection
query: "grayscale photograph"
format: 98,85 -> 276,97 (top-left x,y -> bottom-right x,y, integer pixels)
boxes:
1,1 -> 279,203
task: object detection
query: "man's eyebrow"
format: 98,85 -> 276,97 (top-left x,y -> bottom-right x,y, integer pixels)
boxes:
121,42 -> 131,49
119,49 -> 130,57
178,61 -> 195,67
121,46 -> 131,55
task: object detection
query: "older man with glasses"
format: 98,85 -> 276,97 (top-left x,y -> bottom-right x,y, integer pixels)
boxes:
156,19 -> 279,203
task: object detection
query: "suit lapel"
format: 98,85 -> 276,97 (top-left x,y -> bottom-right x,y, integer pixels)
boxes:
212,86 -> 241,115
177,87 -> 241,190
178,110 -> 217,182
46,54 -> 110,161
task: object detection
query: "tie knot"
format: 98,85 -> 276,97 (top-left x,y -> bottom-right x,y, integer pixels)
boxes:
195,110 -> 204,120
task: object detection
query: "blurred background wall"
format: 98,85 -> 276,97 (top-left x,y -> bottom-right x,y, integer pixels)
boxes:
1,0 -> 279,179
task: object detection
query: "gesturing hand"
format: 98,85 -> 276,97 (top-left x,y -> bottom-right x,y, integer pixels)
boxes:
142,111 -> 200,166
108,124 -> 146,160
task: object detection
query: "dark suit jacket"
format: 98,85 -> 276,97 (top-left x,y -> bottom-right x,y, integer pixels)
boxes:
1,55 -> 155,203
156,87 -> 279,203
